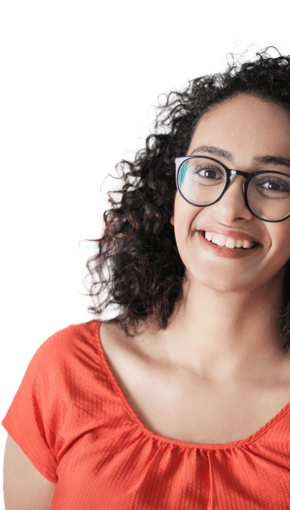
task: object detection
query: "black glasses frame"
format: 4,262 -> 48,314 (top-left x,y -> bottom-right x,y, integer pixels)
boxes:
175,155 -> 290,223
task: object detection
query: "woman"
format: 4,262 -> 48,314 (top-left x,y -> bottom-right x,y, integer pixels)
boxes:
3,47 -> 290,509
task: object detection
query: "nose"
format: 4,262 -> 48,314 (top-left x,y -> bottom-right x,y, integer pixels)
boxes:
210,174 -> 254,224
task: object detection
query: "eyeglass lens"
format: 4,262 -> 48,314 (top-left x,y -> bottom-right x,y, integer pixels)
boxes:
178,158 -> 290,221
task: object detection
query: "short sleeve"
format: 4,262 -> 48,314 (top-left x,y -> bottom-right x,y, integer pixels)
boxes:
1,326 -> 73,483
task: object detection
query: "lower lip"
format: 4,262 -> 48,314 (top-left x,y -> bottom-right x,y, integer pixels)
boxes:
198,231 -> 261,259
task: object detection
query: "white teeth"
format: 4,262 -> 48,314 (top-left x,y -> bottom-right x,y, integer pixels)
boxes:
235,239 -> 243,248
204,231 -> 254,249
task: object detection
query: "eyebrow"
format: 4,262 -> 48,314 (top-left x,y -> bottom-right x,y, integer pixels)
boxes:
190,145 -> 290,168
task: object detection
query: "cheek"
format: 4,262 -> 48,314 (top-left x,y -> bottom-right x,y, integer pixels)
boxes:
172,193 -> 201,229
270,227 -> 290,263
174,188 -> 209,239
173,208 -> 200,248
172,203 -> 203,266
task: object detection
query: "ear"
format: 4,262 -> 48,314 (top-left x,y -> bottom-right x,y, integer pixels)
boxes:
170,215 -> 174,227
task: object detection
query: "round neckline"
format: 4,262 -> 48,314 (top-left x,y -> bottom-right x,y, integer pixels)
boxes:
95,319 -> 290,450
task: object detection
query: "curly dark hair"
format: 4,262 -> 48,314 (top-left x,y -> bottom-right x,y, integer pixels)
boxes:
81,46 -> 290,348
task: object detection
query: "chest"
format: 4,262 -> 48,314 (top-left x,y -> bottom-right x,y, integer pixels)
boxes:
100,326 -> 290,445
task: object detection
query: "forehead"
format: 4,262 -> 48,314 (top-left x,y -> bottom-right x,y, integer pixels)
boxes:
188,94 -> 290,161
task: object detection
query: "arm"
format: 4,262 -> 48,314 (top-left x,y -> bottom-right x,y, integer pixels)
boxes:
3,434 -> 56,510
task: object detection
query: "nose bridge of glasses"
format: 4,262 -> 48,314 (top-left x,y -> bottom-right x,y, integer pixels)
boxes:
224,170 -> 249,207
227,169 -> 248,189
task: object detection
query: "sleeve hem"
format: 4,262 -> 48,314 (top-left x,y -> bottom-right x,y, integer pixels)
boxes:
1,421 -> 58,484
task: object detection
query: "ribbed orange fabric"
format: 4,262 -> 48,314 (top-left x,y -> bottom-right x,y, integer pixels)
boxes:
2,319 -> 290,509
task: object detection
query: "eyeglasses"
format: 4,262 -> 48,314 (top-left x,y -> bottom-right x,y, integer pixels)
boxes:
175,156 -> 290,222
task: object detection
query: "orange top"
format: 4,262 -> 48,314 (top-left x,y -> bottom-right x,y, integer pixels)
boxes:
2,319 -> 290,509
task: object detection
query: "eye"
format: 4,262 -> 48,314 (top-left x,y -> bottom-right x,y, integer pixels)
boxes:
195,166 -> 224,180
254,174 -> 290,197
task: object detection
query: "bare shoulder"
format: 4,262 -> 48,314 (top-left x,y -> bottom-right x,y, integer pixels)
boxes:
3,434 -> 56,510
99,319 -> 163,362
99,321 -> 130,352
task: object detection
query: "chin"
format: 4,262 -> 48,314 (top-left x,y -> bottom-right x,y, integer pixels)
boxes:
188,267 -> 251,293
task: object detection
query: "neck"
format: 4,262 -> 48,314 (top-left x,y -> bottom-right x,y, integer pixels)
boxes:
153,269 -> 287,383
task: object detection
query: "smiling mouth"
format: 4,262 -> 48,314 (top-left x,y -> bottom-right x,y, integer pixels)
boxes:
200,231 -> 259,249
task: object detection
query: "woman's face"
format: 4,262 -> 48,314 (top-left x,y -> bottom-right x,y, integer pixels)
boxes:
170,93 -> 290,293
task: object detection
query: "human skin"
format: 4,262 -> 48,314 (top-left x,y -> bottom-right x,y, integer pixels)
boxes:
165,93 -> 290,383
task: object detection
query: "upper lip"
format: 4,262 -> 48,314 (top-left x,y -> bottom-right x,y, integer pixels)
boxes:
198,226 -> 260,244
